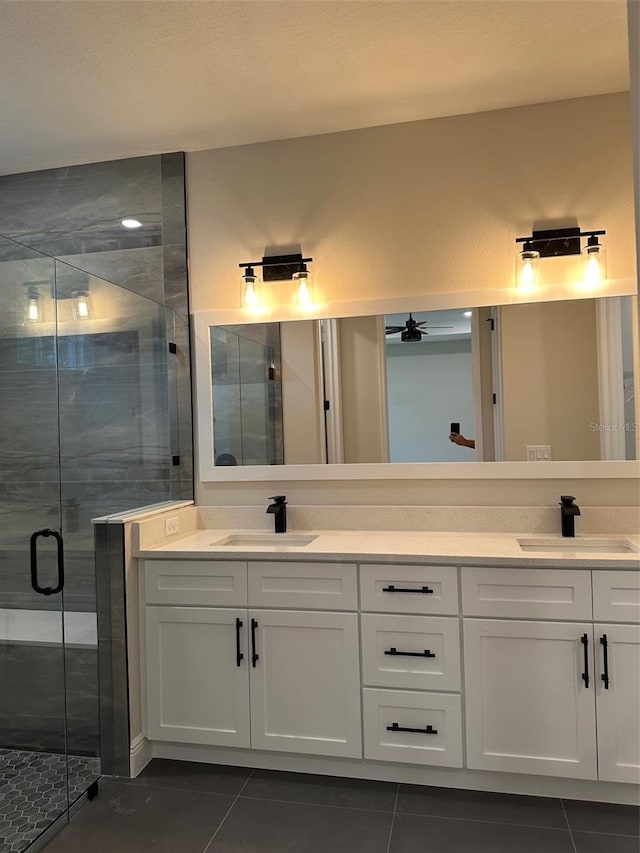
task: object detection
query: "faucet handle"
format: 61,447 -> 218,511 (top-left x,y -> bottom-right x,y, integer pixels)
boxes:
268,495 -> 287,504
560,495 -> 577,506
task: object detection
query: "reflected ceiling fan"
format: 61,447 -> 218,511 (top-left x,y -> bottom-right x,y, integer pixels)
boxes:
385,313 -> 453,342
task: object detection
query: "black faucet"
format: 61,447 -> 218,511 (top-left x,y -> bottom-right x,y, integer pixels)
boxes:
560,496 -> 580,537
267,495 -> 287,533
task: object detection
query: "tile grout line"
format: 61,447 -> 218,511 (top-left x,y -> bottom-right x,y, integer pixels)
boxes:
113,775 -> 254,800
385,784 -> 400,853
201,769 -> 255,853
560,799 -> 578,853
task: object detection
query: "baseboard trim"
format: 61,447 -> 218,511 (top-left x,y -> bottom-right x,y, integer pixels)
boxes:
147,741 -> 640,805
130,734 -> 154,778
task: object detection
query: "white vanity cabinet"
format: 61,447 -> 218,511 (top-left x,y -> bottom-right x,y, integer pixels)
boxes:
359,563 -> 463,768
139,554 -> 640,794
142,559 -> 362,759
462,566 -> 640,785
249,609 -> 361,757
145,606 -> 250,747
592,569 -> 640,784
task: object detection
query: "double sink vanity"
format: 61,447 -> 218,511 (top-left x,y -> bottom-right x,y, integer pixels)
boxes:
132,509 -> 640,803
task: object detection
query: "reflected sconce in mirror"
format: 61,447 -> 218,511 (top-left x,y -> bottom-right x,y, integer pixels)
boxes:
240,253 -> 314,310
515,227 -> 606,291
24,283 -> 42,323
72,289 -> 92,321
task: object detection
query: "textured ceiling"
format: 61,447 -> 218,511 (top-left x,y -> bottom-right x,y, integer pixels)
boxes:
0,0 -> 630,176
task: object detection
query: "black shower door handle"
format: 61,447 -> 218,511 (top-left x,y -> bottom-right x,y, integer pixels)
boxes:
30,529 -> 64,595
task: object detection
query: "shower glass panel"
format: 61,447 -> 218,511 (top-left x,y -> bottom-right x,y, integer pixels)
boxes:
210,324 -> 283,466
0,235 -> 178,850
0,236 -> 70,851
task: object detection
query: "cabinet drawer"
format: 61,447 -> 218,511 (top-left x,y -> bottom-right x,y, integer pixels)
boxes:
360,564 -> 458,615
361,614 -> 461,691
593,571 -> 640,623
248,561 -> 357,609
462,567 -> 592,620
144,560 -> 247,606
362,688 -> 462,767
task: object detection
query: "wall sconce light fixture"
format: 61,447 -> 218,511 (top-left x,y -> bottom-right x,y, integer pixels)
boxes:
72,289 -> 92,320
515,227 -> 606,290
25,283 -> 41,323
239,253 -> 314,310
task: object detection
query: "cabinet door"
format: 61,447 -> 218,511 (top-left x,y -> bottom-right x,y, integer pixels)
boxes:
249,610 -> 362,758
145,606 -> 250,747
464,619 -> 597,779
595,623 -> 640,784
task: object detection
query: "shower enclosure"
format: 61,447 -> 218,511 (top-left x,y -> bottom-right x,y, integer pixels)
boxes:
0,234 -> 189,851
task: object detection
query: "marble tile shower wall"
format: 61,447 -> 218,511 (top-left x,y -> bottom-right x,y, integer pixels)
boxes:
0,153 -> 193,616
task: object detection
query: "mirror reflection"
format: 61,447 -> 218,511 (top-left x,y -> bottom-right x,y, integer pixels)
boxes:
209,297 -> 637,465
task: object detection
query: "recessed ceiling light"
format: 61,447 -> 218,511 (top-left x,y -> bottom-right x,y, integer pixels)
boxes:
121,218 -> 142,229
463,310 -> 472,317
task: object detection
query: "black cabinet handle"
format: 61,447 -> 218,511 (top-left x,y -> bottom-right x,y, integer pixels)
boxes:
384,647 -> 436,658
382,585 -> 434,594
251,618 -> 259,667
600,634 -> 610,690
30,529 -> 64,596
235,618 -> 244,667
386,722 -> 438,735
581,633 -> 590,688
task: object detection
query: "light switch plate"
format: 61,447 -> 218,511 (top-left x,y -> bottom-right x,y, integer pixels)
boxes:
526,445 -> 552,461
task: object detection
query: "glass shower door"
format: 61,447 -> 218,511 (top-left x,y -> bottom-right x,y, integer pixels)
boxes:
0,237 -> 70,851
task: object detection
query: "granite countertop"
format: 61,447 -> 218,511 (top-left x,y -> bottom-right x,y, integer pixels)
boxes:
135,529 -> 640,569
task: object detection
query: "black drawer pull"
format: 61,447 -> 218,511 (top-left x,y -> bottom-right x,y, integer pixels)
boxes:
235,617 -> 244,667
600,634 -> 610,689
251,618 -> 259,667
386,722 -> 438,735
382,585 -> 434,595
384,647 -> 436,658
581,633 -> 590,688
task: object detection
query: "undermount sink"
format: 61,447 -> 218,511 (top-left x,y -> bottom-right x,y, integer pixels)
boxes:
518,537 -> 637,554
212,533 -> 318,547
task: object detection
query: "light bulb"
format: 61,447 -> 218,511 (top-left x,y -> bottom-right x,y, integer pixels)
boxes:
27,296 -> 40,322
25,286 -> 41,323
582,236 -> 606,288
463,310 -> 472,318
516,243 -> 540,292
121,218 -> 142,229
73,290 -> 91,320
241,268 -> 261,310
245,281 -> 259,309
292,267 -> 313,307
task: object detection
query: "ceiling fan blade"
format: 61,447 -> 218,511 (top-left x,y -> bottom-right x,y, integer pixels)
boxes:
417,324 -> 454,329
385,326 -> 404,334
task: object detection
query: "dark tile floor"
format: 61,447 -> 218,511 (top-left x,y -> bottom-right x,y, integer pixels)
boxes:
41,759 -> 640,853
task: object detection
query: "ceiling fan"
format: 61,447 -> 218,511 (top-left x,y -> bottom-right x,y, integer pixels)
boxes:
385,313 -> 453,342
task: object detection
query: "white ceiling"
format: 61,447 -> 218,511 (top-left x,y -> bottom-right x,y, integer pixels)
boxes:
0,0 -> 630,176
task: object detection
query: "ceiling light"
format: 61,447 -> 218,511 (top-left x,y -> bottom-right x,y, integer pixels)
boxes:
121,218 -> 142,229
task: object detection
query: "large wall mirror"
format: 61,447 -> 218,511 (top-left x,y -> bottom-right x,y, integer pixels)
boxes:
195,293 -> 639,479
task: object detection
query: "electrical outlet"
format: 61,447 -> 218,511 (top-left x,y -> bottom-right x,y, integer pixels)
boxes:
164,516 -> 179,537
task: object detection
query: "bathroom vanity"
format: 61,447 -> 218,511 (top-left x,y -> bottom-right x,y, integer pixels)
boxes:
132,524 -> 640,803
